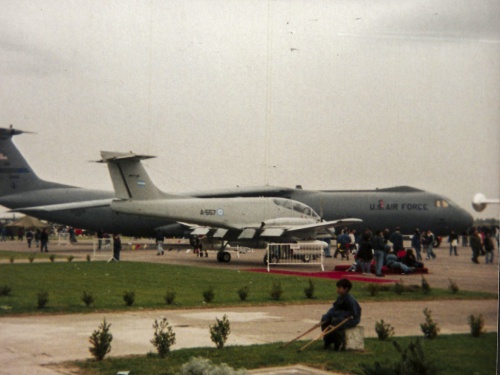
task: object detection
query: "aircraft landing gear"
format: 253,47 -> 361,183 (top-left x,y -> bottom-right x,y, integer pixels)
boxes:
217,251 -> 231,263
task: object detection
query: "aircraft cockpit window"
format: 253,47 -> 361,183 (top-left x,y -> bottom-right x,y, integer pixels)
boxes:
273,199 -> 319,219
435,199 -> 450,208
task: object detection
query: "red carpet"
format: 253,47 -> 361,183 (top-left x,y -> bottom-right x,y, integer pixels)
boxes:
334,264 -> 428,275
245,268 -> 395,284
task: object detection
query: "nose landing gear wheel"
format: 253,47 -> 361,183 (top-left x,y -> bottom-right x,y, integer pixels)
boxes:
217,251 -> 231,263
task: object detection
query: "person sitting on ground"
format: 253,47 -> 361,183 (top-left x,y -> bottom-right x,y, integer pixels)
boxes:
321,278 -> 361,351
402,248 -> 424,269
385,252 -> 415,274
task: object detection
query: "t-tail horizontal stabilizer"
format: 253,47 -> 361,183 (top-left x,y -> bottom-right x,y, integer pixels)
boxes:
99,151 -> 171,201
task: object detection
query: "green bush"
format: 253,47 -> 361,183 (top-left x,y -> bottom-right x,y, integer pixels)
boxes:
237,285 -> 250,301
269,281 -> 283,301
375,319 -> 395,340
0,285 -> 12,296
123,290 -> 135,306
9,256 -> 15,264
468,314 -> 486,337
86,254 -> 91,262
360,339 -> 438,375
210,314 -> 231,349
89,318 -> 113,361
164,289 -> 176,305
203,286 -> 215,303
178,357 -> 246,375
37,291 -> 49,309
67,255 -> 74,262
421,276 -> 431,294
81,291 -> 94,307
151,318 -> 176,357
394,281 -> 404,295
49,254 -> 56,263
28,254 -> 35,263
448,279 -> 459,294
304,279 -> 315,299
365,283 -> 379,296
420,308 -> 440,339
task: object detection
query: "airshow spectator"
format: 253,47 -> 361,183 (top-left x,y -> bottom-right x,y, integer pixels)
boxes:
424,229 -> 437,260
113,233 -> 122,261
356,232 -> 374,275
321,278 -> 361,351
411,229 -> 423,260
385,252 -> 415,274
34,229 -> 41,248
483,230 -> 494,264
448,230 -> 459,256
40,229 -> 49,253
402,248 -> 424,269
156,230 -> 165,256
389,227 -> 404,252
348,229 -> 357,254
469,228 -> 483,264
26,229 -> 34,248
334,229 -> 351,260
372,229 -> 386,277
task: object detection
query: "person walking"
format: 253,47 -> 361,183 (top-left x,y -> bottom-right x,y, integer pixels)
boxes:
425,229 -> 437,260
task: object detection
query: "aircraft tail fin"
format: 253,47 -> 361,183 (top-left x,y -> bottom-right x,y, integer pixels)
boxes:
100,151 -> 172,201
0,127 -> 70,198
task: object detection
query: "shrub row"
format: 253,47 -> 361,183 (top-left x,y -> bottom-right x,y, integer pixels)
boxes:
89,314 -> 232,361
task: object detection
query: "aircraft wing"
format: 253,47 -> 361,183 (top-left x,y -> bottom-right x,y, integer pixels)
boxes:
10,199 -> 114,213
284,218 -> 362,235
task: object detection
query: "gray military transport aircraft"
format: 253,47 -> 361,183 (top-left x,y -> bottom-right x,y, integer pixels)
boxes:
0,127 -> 473,251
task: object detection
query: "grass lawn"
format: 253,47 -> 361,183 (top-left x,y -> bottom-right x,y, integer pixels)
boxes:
0,259 -> 495,315
71,333 -> 497,375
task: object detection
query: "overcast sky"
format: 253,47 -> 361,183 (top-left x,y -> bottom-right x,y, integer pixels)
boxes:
1,0 -> 499,219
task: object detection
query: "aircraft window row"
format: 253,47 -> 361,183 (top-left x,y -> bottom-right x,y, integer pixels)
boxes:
273,198 -> 319,218
435,199 -> 449,208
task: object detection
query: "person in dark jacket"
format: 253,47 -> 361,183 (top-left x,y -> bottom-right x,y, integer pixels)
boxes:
113,233 -> 122,261
469,228 -> 482,264
389,227 -> 404,252
403,248 -> 424,268
321,278 -> 361,351
40,229 -> 49,253
372,229 -> 387,277
356,232 -> 374,274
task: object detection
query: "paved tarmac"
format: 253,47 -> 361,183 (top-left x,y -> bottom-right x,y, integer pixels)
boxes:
0,239 -> 498,374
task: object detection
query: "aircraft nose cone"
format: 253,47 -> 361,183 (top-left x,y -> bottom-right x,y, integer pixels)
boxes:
450,207 -> 474,232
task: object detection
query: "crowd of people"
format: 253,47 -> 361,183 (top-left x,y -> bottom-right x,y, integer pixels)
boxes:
334,225 -> 499,277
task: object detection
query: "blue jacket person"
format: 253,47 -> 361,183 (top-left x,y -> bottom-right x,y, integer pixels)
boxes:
321,278 -> 361,350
